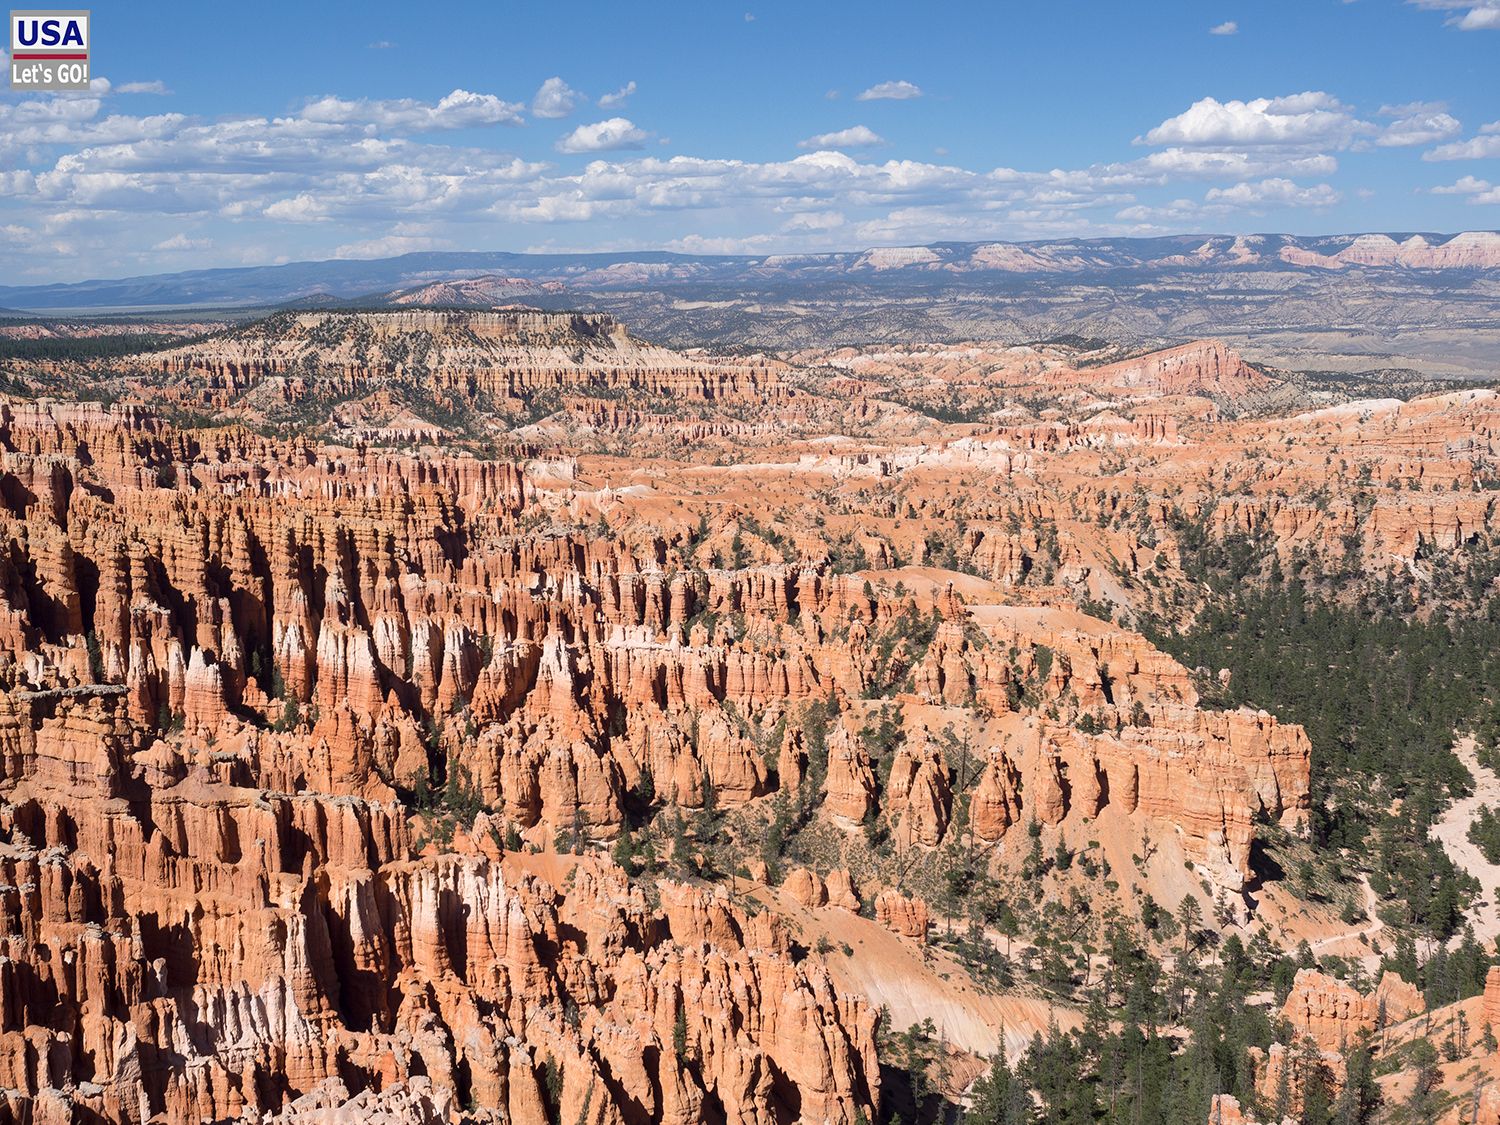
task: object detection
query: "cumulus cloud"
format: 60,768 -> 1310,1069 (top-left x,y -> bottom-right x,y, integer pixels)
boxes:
1117,178 -> 1339,227
1209,21 -> 1238,34
1425,121 -> 1500,159
152,233 -> 210,251
1140,91 -> 1367,148
1407,0 -> 1500,28
780,209 -> 845,232
117,80 -> 169,95
556,117 -> 649,153
598,81 -> 636,109
798,125 -> 885,150
1204,178 -> 1341,207
264,194 -> 328,222
334,228 -> 452,258
532,77 -> 581,119
1432,174 -> 1492,193
0,68 -> 1463,276
0,94 -> 187,153
856,80 -> 923,101
1377,103 -> 1461,146
1141,148 -> 1338,179
1431,175 -> 1500,202
1457,6 -> 1500,26
1374,117 -> 1458,147
299,89 -> 525,132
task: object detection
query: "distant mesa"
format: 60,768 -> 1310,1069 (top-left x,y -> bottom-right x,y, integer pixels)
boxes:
383,274 -> 567,307
1276,230 -> 1500,271
1,231 -> 1497,312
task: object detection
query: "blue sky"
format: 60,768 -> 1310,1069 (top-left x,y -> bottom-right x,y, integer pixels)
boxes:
2,0 -> 1498,280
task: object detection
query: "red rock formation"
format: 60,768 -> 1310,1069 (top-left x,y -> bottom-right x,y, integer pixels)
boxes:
825,869 -> 862,913
1087,339 -> 1270,397
970,750 -> 1023,841
824,725 -> 878,824
785,867 -> 827,908
1208,1093 -> 1295,1125
145,310 -> 790,412
1280,969 -> 1424,1051
21,298 -> 1500,1122
874,891 -> 930,942
182,645 -> 230,734
887,740 -> 952,848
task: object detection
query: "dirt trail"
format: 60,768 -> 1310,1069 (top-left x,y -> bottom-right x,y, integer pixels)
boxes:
1431,738 -> 1500,945
1308,875 -> 1384,956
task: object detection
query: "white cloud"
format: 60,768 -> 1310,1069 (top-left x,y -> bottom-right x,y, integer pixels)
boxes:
1432,174 -> 1492,193
857,80 -> 923,101
1425,126 -> 1500,159
117,81 -> 169,95
367,40 -> 394,49
264,194 -> 328,222
1431,175 -> 1500,203
0,69 -> 1466,277
1209,21 -> 1239,34
0,94 -> 188,153
1204,178 -> 1341,208
1377,105 -> 1461,146
798,125 -> 885,150
532,77 -> 581,119
1140,91 -> 1367,148
1117,178 -> 1339,227
299,89 -> 525,132
556,117 -> 649,153
1379,100 -> 1448,116
598,81 -> 636,109
152,233 -> 210,251
334,229 -> 452,258
780,209 -> 845,232
1141,148 -> 1337,178
1407,0 -> 1500,27
1457,6 -> 1500,26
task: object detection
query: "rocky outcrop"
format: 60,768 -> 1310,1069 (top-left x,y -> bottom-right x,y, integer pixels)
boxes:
1486,966 -> 1500,1031
0,403 -> 899,1125
144,310 -> 789,412
825,869 -> 862,913
1280,969 -> 1424,1051
823,726 -> 878,824
0,765 -> 880,1125
970,750 -> 1023,840
785,867 -> 827,908
874,891 -> 930,942
1087,339 -> 1270,398
887,741 -> 952,848
1208,1094 -> 1294,1125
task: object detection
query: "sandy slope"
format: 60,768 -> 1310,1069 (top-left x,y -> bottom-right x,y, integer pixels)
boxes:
754,883 -> 1079,1061
1431,738 -> 1500,945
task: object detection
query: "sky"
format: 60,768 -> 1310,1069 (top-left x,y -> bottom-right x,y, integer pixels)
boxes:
1,0 -> 1499,282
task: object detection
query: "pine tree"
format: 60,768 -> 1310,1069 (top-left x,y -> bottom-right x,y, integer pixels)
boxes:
1332,1043 -> 1379,1125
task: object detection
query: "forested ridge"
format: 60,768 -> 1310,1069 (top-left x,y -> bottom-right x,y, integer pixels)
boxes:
955,524 -> 1500,1125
